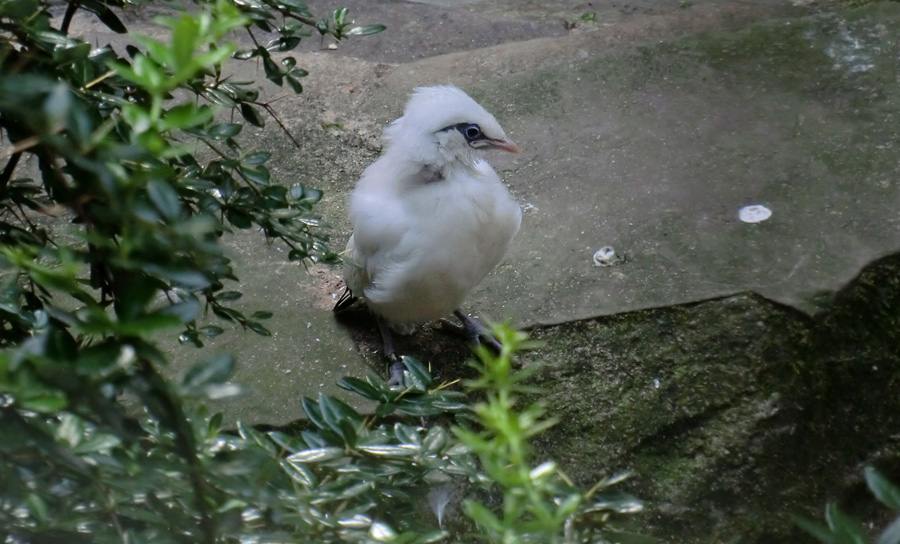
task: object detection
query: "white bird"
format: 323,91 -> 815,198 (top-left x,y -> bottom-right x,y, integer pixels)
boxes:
335,86 -> 521,379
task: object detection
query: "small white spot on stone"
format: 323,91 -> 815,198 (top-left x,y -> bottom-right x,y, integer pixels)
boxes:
593,246 -> 622,267
739,204 -> 772,223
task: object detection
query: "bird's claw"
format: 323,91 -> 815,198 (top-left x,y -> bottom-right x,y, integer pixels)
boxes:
441,311 -> 503,353
387,359 -> 406,387
438,318 -> 467,338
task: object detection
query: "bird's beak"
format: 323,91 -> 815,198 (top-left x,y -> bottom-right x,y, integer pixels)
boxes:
489,139 -> 520,153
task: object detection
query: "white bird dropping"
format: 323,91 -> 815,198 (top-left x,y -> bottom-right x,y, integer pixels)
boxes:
592,246 -> 622,267
738,204 -> 772,223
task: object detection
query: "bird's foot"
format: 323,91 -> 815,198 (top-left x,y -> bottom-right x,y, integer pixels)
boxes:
448,309 -> 502,352
377,315 -> 408,386
387,355 -> 406,387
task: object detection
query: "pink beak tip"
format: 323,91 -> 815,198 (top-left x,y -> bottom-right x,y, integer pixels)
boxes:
501,140 -> 520,154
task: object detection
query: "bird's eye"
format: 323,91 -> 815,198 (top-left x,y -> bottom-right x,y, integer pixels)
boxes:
463,124 -> 482,141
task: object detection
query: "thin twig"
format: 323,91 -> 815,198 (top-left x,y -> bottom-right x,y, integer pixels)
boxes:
256,101 -> 302,149
0,151 -> 21,194
0,125 -> 64,159
60,1 -> 79,34
82,70 -> 115,91
0,136 -> 41,160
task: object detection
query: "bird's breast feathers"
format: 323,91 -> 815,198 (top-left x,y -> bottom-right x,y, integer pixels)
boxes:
346,158 -> 520,323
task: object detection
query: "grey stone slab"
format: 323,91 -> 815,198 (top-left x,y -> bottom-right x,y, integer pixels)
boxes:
65,1 -> 900,425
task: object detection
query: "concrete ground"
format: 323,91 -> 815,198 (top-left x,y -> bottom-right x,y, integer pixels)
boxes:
105,0 -> 896,420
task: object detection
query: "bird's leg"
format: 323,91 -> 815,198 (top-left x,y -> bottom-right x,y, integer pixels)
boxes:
376,315 -> 406,386
453,309 -> 502,352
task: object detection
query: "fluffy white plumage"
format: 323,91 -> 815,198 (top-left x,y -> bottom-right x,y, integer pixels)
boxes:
340,86 -> 521,336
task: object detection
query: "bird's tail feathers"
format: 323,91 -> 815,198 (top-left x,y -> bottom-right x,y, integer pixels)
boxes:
333,286 -> 360,313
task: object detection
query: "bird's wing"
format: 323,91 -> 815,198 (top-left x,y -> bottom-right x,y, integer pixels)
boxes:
345,159 -> 415,303
348,192 -> 408,261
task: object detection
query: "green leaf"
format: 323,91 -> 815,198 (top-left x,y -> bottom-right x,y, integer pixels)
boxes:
423,426 -> 448,453
131,54 -> 165,90
72,433 -> 121,455
375,402 -> 396,417
286,447 -> 345,463
179,330 -> 203,347
21,392 -> 68,413
183,354 -> 234,388
265,36 -> 301,52
300,187 -> 322,203
209,412 -> 224,434
240,103 -> 265,128
212,305 -> 242,322
216,291 -> 243,302
463,500 -> 503,533
262,55 -> 283,85
358,445 -> 419,457
332,7 -> 349,26
315,17 -> 329,35
275,0 -> 311,13
301,396 -> 327,430
825,503 -> 868,544
588,492 -> 644,514
879,517 -> 900,544
797,516 -> 840,544
207,123 -> 243,139
232,48 -> 259,60
239,165 -> 270,185
242,151 -> 271,165
281,458 -> 316,486
43,83 -> 72,126
238,421 -> 278,454
345,24 -> 387,36
866,467 -> 900,510
247,321 -> 271,336
145,265 -> 211,289
399,356 -> 433,389
199,325 -> 224,337
222,83 -> 259,102
268,430 -> 306,453
288,249 -> 308,262
117,312 -> 182,335
394,424 -> 421,445
161,103 -> 214,131
171,14 -> 199,71
394,400 -> 447,417
285,75 -> 304,94
225,208 -> 253,229
202,87 -> 237,107
250,310 -> 273,320
161,299 -> 202,323
338,376 -> 383,401
319,395 -> 362,428
26,493 -> 49,523
147,179 -> 182,221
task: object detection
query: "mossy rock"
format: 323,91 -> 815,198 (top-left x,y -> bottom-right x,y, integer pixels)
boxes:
525,253 -> 900,542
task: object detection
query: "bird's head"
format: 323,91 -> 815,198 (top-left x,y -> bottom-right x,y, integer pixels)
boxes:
384,86 -> 519,168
